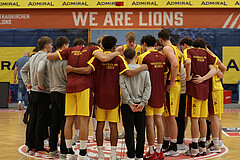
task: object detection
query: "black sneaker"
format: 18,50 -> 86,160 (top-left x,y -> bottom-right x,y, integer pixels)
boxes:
162,140 -> 170,152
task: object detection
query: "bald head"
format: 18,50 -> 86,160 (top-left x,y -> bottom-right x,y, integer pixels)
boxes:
24,51 -> 30,57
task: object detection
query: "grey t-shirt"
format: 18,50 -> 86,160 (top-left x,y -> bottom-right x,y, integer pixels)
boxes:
120,63 -> 151,107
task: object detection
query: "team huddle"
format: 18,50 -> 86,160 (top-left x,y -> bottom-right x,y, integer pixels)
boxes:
20,29 -> 226,160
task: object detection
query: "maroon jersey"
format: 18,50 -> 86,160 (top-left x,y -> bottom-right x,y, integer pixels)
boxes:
57,46 -> 101,93
184,48 -> 217,100
138,50 -> 168,108
88,53 -> 129,109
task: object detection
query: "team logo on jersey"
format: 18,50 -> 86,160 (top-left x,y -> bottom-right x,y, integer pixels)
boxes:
137,51 -> 140,56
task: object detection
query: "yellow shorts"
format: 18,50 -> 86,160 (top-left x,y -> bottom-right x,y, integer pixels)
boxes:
209,90 -> 223,120
146,105 -> 164,116
163,82 -> 181,117
95,105 -> 119,123
186,95 -> 208,118
65,88 -> 93,116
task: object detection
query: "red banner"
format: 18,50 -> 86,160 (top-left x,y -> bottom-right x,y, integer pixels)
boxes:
0,8 -> 240,29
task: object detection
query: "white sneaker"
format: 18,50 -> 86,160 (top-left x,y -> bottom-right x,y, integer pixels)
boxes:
207,145 -> 221,153
126,157 -> 134,160
177,143 -> 189,150
219,141 -> 225,149
135,158 -> 143,160
18,101 -> 22,110
67,155 -> 77,160
164,150 -> 179,157
199,147 -> 207,155
77,154 -> 92,160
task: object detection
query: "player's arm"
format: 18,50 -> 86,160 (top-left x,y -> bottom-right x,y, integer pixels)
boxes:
20,61 -> 30,87
184,59 -> 192,81
65,65 -> 93,74
93,50 -> 120,62
37,58 -> 48,90
140,71 -> 151,107
163,46 -> 178,90
123,64 -> 148,78
46,52 -> 59,60
192,65 -> 217,84
116,46 -> 124,56
217,62 -> 227,79
13,66 -> 18,85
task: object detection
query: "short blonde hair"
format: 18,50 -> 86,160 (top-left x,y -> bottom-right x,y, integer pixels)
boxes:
126,32 -> 136,41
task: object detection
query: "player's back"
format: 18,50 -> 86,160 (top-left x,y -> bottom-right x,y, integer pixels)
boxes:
91,53 -> 129,109
185,48 -> 216,100
138,50 -> 168,108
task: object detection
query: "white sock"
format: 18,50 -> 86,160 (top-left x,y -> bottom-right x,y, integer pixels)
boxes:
156,144 -> 162,153
149,145 -> 154,154
200,137 -> 206,142
213,137 -> 220,146
219,140 -> 223,146
171,139 -> 177,143
164,137 -> 171,141
65,139 -> 72,148
80,140 -> 87,150
111,146 -> 117,155
97,146 -> 104,155
75,129 -> 79,137
192,138 -> 198,143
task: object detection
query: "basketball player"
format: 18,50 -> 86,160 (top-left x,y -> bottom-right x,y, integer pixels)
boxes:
183,38 -> 217,157
158,29 -> 181,157
138,35 -> 168,160
46,40 -> 121,159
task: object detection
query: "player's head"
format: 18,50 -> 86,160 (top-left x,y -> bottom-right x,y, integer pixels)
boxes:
97,35 -> 107,49
38,36 -> 53,53
55,36 -> 70,50
126,32 -> 136,48
141,35 -> 156,49
123,47 -> 136,63
102,36 -> 117,51
179,37 -> 193,51
154,39 -> 163,52
193,38 -> 206,48
73,38 -> 86,47
158,29 -> 171,46
158,29 -> 170,40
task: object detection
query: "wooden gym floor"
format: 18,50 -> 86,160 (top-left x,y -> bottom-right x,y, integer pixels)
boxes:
0,103 -> 239,160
